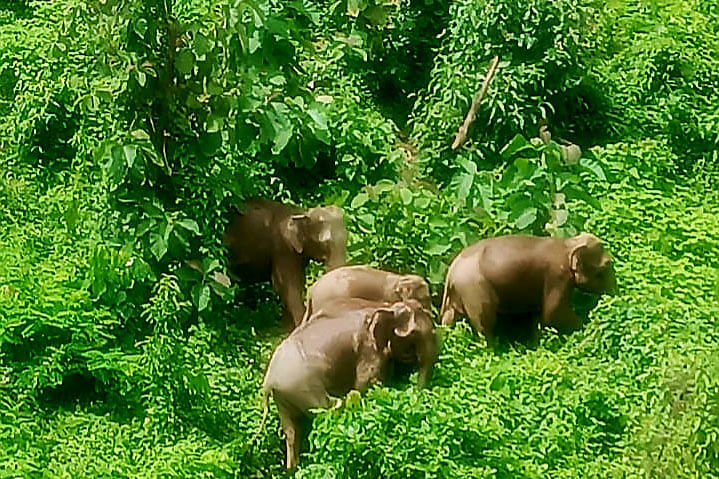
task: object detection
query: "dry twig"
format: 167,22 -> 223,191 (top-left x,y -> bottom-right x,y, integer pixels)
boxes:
451,56 -> 500,150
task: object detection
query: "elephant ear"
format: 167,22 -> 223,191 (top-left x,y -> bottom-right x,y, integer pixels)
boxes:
367,307 -> 402,353
281,214 -> 309,254
568,233 -> 600,284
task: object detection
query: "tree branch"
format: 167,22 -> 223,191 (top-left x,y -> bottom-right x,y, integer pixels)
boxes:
451,56 -> 500,150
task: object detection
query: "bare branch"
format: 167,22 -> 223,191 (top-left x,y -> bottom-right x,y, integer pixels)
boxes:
451,56 -> 500,150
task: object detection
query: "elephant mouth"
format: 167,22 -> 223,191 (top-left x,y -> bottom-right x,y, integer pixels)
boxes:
391,346 -> 417,364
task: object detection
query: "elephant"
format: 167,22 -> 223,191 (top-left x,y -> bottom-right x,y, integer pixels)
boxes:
223,198 -> 347,326
440,233 -> 615,347
301,265 -> 432,324
262,298 -> 438,469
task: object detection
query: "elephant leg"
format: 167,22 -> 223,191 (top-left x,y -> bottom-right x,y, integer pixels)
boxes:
279,410 -> 301,469
355,356 -> 385,392
542,284 -> 580,332
271,262 -> 306,327
456,278 -> 498,348
529,314 -> 541,349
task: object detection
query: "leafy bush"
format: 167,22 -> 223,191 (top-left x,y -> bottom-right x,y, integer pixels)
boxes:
589,0 -> 719,171
2,1 -> 719,478
409,0 -> 602,180
296,139 -> 719,479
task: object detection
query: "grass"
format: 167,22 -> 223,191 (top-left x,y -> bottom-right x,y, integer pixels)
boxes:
1,147 -> 718,478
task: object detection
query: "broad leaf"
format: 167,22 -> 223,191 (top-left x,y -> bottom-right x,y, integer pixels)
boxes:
351,192 -> 369,208
272,124 -> 293,154
150,234 -> 168,261
515,207 -> 538,229
123,145 -> 137,168
500,134 -> 533,160
177,219 -> 200,235
175,49 -> 195,75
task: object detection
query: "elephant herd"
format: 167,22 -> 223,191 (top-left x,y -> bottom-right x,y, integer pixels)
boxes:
223,198 -> 616,469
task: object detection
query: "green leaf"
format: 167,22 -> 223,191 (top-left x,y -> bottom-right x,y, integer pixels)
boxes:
150,234 -> 168,261
373,180 -> 395,194
272,124 -> 294,154
134,18 -> 148,39
249,30 -> 262,53
457,173 -> 474,202
131,129 -> 151,141
357,214 -> 375,226
513,157 -> 535,178
177,219 -> 200,235
64,199 -> 79,231
458,157 -> 477,175
350,192 -> 369,208
175,49 -> 195,75
500,134 -> 533,160
579,156 -> 607,181
426,243 -> 451,255
198,285 -> 210,312
415,195 -> 431,209
188,372 -> 211,395
193,33 -> 213,56
515,207 -> 538,229
563,184 -> 601,209
347,0 -> 364,17
123,145 -> 137,168
206,114 -> 223,133
200,132 -> 222,156
308,108 -> 328,131
399,187 -> 413,205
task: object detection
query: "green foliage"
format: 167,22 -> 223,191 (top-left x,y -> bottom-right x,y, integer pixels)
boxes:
410,0 -> 601,180
298,141 -> 719,479
1,0 -> 719,478
589,0 -> 719,171
346,178 -> 483,292
456,134 -> 605,236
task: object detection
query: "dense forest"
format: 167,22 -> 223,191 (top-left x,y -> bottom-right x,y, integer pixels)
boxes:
1,0 -> 718,477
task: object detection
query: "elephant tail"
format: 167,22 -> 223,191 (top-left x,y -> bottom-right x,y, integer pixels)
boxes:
257,385 -> 272,436
439,275 -> 456,327
439,276 -> 449,317
300,298 -> 313,325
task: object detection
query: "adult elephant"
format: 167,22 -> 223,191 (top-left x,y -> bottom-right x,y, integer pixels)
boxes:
301,265 -> 432,324
440,233 -> 616,347
224,198 -> 347,326
263,298 -> 438,468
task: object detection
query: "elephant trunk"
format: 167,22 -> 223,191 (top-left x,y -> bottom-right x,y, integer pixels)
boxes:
416,335 -> 438,389
326,249 -> 346,271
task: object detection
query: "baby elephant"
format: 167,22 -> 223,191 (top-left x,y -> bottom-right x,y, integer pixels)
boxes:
263,298 -> 437,469
302,265 -> 432,324
440,233 -> 615,347
224,198 -> 347,327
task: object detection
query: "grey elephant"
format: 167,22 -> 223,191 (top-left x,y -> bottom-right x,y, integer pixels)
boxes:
223,198 -> 347,326
302,265 -> 432,323
440,233 -> 615,347
262,298 -> 438,469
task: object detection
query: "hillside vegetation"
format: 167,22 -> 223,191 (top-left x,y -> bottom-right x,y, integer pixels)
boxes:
1,1 -> 718,477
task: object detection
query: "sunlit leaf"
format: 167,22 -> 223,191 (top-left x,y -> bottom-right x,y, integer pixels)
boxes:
515,207 -> 537,229
175,49 -> 195,75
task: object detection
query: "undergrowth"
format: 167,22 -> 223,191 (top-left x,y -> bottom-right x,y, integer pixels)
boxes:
1,0 -> 718,477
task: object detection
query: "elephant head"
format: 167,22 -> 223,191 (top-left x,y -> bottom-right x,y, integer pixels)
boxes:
366,299 -> 438,389
281,206 -> 347,270
394,274 -> 432,312
568,233 -> 616,294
